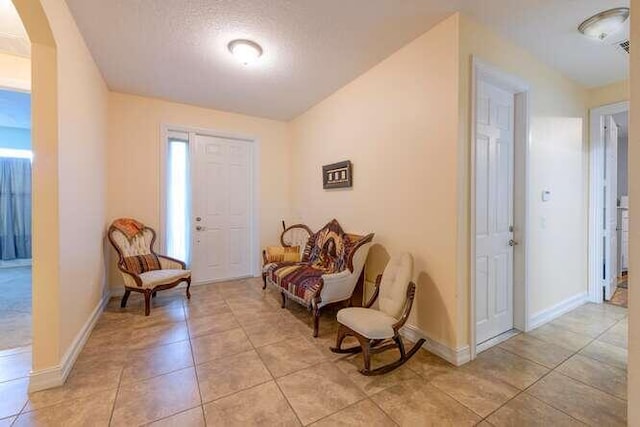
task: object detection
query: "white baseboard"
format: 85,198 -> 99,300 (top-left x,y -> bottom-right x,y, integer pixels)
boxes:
29,290 -> 111,392
401,324 -> 470,366
528,292 -> 588,331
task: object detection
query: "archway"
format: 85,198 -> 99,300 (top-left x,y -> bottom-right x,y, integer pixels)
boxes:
12,0 -> 61,390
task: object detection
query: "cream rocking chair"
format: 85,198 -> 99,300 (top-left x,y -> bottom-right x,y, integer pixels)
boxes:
331,253 -> 425,375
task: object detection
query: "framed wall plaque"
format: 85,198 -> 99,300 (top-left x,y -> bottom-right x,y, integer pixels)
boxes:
323,160 -> 352,189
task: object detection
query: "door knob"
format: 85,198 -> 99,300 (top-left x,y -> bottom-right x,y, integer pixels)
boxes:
196,225 -> 204,231
508,239 -> 518,247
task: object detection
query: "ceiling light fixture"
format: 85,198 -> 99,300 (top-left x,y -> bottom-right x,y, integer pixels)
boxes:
227,39 -> 263,65
578,7 -> 630,41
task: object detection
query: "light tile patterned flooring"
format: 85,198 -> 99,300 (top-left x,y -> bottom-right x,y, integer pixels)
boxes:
0,278 -> 629,426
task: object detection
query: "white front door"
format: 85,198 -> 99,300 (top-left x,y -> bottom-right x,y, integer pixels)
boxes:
603,115 -> 618,300
475,80 -> 515,345
191,134 -> 253,284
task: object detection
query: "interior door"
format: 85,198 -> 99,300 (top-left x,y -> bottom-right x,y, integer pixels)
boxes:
603,115 -> 618,300
191,134 -> 252,284
475,80 -> 515,345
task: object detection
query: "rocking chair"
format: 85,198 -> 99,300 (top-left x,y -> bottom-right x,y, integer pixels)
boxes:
331,253 -> 425,375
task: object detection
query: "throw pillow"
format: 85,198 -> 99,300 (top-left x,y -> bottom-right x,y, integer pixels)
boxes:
123,253 -> 162,274
265,246 -> 301,263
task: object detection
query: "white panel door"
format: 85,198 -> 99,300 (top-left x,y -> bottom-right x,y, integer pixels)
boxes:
192,134 -> 252,283
603,116 -> 618,300
475,80 -> 515,345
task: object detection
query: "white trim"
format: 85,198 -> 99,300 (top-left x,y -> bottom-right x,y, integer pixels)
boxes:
29,290 -> 111,392
401,324 -> 471,366
476,329 -> 519,354
588,101 -> 630,303
528,292 -> 588,331
469,57 -> 531,360
159,124 -> 261,279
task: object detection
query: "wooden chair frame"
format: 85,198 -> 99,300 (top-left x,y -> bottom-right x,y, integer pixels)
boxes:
331,274 -> 426,375
108,225 -> 191,316
261,222 -> 313,270
261,221 -> 373,337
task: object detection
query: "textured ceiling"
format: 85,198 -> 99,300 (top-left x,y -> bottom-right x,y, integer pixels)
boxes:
66,0 -> 630,120
0,0 -> 29,57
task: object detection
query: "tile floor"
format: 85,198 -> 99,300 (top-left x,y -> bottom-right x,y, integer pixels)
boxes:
0,266 -> 31,351
0,278 -> 628,426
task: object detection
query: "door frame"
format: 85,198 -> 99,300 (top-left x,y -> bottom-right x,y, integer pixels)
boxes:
588,101 -> 629,303
159,124 -> 261,281
469,57 -> 530,359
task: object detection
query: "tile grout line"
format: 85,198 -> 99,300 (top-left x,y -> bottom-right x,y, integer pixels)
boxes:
182,296 -> 208,427
478,310 -> 628,423
235,287 -> 306,427
107,351 -> 127,426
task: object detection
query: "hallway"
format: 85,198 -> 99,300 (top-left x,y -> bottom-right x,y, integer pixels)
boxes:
0,279 -> 628,425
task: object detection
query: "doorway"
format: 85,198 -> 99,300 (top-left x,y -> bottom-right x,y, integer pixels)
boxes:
162,127 -> 258,286
0,87 -> 32,358
470,58 -> 530,357
588,102 -> 629,307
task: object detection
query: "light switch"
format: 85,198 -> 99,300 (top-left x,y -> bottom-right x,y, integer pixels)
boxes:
542,190 -> 551,202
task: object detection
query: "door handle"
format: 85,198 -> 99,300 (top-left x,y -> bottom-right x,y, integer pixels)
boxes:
196,225 -> 205,231
508,239 -> 518,247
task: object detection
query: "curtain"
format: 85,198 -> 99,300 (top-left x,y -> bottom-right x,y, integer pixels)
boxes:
0,158 -> 32,260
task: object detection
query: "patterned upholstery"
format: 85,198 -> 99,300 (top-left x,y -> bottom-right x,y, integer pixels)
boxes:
265,220 -> 372,306
265,262 -> 327,305
123,254 -> 162,274
135,269 -> 191,289
108,221 -> 190,290
110,228 -> 155,257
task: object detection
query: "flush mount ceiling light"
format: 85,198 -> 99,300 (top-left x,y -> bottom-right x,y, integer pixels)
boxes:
578,7 -> 630,41
227,39 -> 263,65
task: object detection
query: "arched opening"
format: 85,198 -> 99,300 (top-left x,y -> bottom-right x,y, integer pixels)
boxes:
10,0 -> 61,387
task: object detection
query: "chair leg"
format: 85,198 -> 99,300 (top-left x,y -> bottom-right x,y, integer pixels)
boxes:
144,290 -> 152,316
333,324 -> 347,351
185,277 -> 191,299
357,336 -> 373,374
362,337 -> 427,376
262,273 -> 267,290
312,305 -> 321,338
120,290 -> 131,308
394,335 -> 406,358
331,325 -> 364,354
280,292 -> 287,308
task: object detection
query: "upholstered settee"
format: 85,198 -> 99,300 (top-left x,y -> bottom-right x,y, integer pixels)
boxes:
262,219 -> 374,337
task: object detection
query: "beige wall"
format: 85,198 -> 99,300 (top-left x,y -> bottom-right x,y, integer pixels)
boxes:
290,15 -> 461,347
44,0 -> 110,354
0,51 -> 30,91
290,13 -> 590,352
107,93 -> 291,291
627,0 -> 638,420
588,79 -> 629,108
457,16 -> 589,347
13,0 -> 109,372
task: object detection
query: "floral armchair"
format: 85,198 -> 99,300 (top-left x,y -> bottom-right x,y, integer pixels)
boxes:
108,218 -> 191,315
262,219 -> 374,337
